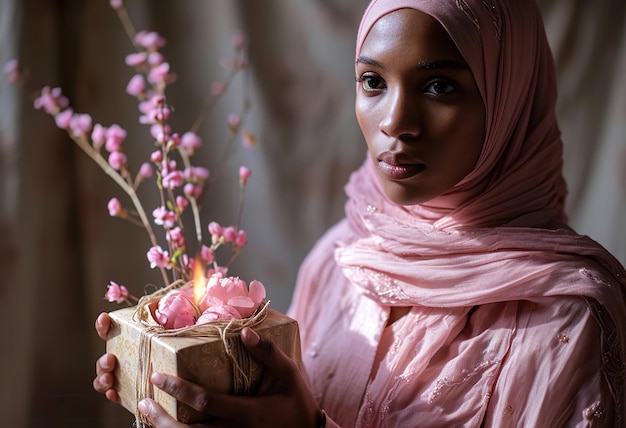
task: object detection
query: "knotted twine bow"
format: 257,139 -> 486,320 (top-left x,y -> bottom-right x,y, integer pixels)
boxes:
130,281 -> 269,428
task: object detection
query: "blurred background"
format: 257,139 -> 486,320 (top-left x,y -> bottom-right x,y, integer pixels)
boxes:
0,0 -> 624,426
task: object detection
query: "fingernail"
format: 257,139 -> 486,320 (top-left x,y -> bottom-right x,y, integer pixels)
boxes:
138,399 -> 150,415
151,372 -> 165,387
100,374 -> 112,389
242,327 -> 260,346
99,354 -> 110,370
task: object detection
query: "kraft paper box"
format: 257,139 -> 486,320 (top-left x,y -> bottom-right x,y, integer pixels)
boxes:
106,305 -> 301,424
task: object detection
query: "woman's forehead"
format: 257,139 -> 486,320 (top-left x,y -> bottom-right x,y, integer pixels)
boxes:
358,8 -> 465,66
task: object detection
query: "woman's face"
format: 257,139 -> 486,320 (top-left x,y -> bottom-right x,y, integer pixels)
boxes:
355,8 -> 485,206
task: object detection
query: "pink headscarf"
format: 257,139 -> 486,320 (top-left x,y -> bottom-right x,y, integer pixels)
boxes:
335,0 -> 626,414
353,0 -> 566,229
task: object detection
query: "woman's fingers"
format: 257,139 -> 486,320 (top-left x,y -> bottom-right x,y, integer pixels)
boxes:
150,373 -> 215,414
93,370 -> 120,403
151,372 -> 251,422
138,398 -> 190,428
95,353 -> 116,375
95,312 -> 111,340
92,371 -> 113,392
240,327 -> 298,388
94,353 -> 119,402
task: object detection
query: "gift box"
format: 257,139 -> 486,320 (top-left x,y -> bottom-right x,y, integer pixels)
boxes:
106,304 -> 301,424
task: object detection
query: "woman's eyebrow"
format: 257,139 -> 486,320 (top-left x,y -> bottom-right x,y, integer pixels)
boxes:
355,55 -> 382,67
356,56 -> 469,71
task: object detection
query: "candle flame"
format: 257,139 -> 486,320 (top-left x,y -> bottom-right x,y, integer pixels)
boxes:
192,257 -> 206,303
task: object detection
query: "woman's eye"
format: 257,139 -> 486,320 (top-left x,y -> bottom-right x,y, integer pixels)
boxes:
424,80 -> 456,95
358,74 -> 385,92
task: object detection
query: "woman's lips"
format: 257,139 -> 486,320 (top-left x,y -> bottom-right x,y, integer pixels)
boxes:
378,159 -> 425,180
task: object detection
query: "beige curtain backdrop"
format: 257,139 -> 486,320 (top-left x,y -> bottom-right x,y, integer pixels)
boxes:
0,1 -> 623,426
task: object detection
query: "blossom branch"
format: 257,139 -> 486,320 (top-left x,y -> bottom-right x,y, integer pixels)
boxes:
71,133 -> 171,287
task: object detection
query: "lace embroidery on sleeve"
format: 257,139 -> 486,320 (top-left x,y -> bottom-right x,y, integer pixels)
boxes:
584,297 -> 625,427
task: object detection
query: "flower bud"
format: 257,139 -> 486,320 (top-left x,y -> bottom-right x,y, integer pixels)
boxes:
223,226 -> 236,243
107,197 -> 124,217
126,74 -> 146,96
55,109 -> 74,129
108,151 -> 127,170
138,162 -> 153,179
239,166 -> 251,186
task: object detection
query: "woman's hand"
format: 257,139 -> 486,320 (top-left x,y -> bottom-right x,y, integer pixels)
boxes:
138,327 -> 324,428
92,312 -> 120,403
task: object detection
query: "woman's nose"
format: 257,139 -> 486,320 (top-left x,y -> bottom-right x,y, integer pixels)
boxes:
379,89 -> 421,139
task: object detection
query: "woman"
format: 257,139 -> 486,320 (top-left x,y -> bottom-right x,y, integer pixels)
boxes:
94,0 -> 626,426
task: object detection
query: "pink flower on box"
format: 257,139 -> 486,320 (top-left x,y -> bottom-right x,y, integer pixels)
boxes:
196,273 -> 266,323
155,287 -> 197,329
197,304 -> 243,324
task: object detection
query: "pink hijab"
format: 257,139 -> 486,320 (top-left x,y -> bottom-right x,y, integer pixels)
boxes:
354,0 -> 566,229
335,0 -> 626,416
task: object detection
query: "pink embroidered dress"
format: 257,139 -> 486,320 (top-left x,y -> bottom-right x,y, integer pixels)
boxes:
288,1 -> 626,427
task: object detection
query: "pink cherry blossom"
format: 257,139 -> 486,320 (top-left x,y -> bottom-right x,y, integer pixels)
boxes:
161,159 -> 177,175
175,196 -> 188,212
200,245 -> 214,264
69,113 -> 92,138
154,105 -> 171,123
148,51 -> 164,66
140,97 -> 171,125
151,123 -> 171,140
180,132 -> 202,155
138,162 -> 153,179
108,151 -> 127,170
126,74 -> 146,96
166,133 -> 181,150
152,206 -> 176,228
125,53 -> 147,68
150,150 -> 162,163
184,166 -> 209,183
55,108 -> 74,129
166,227 -> 185,247
235,230 -> 247,247
162,170 -> 184,189
196,273 -> 266,320
165,226 -> 185,248
134,30 -> 166,50
239,166 -> 251,186
223,226 -> 236,243
105,124 -> 127,152
139,100 -> 152,114
148,62 -> 174,86
105,280 -> 129,304
155,131 -> 168,145
34,86 -> 69,114
208,221 -> 223,243
184,183 -> 202,199
147,245 -> 170,269
107,197 -> 123,217
154,287 -> 197,329
109,0 -> 123,10
91,124 -> 108,147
